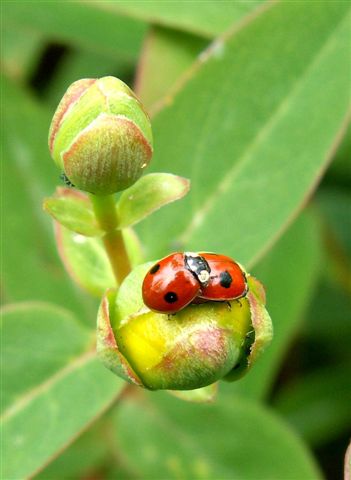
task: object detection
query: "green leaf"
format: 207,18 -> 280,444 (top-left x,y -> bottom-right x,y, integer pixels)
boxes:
2,24 -> 43,81
91,1 -> 263,38
114,393 -> 322,479
35,421 -> 109,480
1,76 -> 95,319
1,302 -> 124,479
220,211 -> 322,400
116,173 -> 190,229
44,187 -> 103,237
137,2 -> 351,266
55,224 -> 143,296
3,1 -> 146,61
274,364 -> 351,447
1,303 -> 93,413
136,26 -> 208,109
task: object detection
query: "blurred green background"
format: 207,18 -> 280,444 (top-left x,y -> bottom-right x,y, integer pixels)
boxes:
2,2 -> 351,479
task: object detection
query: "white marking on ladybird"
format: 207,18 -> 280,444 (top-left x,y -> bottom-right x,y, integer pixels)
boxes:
184,251 -> 198,258
198,270 -> 210,284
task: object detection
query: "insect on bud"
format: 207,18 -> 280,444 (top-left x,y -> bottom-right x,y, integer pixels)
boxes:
48,76 -> 153,195
97,262 -> 272,391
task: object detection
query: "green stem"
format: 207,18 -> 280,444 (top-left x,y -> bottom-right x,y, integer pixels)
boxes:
90,194 -> 131,285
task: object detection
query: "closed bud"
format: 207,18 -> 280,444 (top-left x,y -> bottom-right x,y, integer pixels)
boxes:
97,263 -> 272,391
48,76 -> 153,195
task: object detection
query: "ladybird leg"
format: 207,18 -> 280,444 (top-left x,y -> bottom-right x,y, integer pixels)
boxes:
226,301 -> 232,311
60,172 -> 75,188
236,299 -> 243,308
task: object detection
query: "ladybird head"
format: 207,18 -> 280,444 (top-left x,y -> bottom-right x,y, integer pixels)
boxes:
184,252 -> 211,287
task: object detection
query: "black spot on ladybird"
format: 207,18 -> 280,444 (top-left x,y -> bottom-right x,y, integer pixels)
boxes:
219,270 -> 232,288
164,291 -> 178,304
149,263 -> 160,274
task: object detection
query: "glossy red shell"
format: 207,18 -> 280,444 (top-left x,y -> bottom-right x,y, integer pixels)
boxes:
142,252 -> 248,314
198,253 -> 247,301
142,253 -> 200,314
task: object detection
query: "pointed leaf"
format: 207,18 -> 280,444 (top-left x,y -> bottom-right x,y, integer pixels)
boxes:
1,302 -> 124,480
114,393 -> 321,479
55,224 -> 143,296
117,173 -> 190,228
44,187 -> 103,237
137,2 -> 351,266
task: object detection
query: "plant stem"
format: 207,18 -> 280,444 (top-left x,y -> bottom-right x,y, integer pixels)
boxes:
90,194 -> 131,285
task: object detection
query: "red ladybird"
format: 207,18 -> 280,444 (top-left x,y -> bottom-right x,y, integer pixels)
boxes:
198,252 -> 248,301
142,252 -> 248,314
142,252 -> 201,314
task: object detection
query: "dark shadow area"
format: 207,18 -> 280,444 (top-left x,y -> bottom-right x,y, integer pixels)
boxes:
29,42 -> 69,95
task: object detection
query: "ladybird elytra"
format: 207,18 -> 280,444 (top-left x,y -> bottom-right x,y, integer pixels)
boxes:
142,251 -> 248,314
142,252 -> 201,314
198,252 -> 248,301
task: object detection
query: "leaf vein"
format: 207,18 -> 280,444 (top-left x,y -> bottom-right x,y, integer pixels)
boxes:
178,10 -> 351,245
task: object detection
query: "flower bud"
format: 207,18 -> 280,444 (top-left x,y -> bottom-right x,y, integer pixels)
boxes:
48,76 -> 153,195
97,262 -> 272,391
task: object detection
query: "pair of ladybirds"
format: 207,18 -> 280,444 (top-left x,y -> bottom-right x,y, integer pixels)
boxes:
142,252 -> 248,314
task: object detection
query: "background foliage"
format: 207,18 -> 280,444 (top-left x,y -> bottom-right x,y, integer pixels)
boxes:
2,1 -> 350,479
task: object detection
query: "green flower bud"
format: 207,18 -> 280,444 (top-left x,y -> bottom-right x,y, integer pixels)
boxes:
48,76 -> 153,195
97,263 -> 272,391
